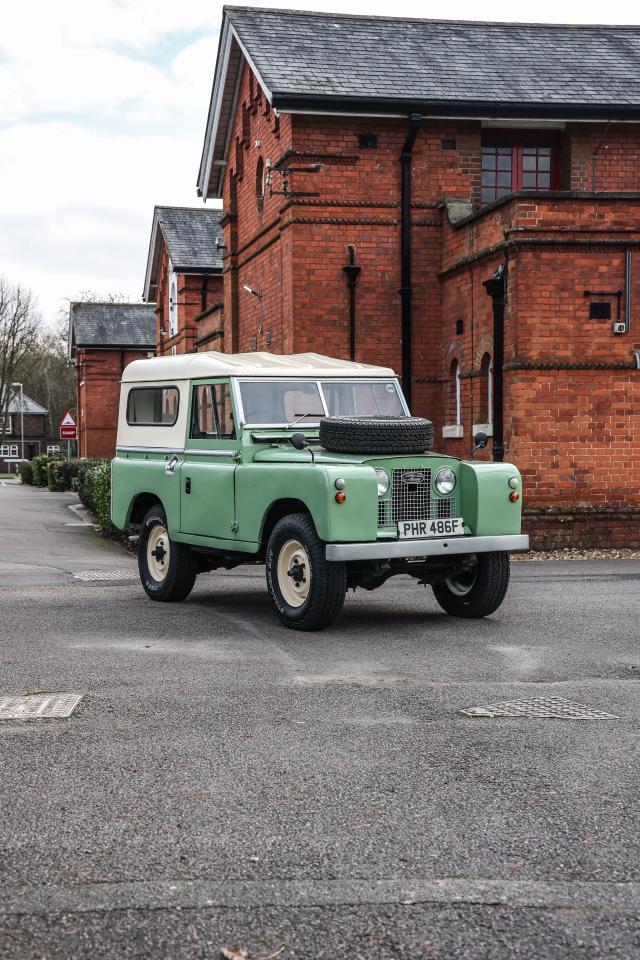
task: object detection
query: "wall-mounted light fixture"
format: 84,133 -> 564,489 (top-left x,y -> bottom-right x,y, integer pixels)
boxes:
242,283 -> 264,336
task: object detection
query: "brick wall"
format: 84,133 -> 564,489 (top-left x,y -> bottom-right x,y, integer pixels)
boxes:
76,348 -> 151,458
155,243 -> 223,355
219,59 -> 640,546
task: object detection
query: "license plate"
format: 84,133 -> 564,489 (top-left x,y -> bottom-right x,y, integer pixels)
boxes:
397,517 -> 465,539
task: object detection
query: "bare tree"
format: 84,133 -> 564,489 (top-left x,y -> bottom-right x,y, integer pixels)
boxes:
0,277 -> 41,447
14,315 -> 75,442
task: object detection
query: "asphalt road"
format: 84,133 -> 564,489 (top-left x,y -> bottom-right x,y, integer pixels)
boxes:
1,482 -> 640,959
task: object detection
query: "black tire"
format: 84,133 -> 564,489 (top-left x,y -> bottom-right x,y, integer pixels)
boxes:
266,513 -> 347,631
432,552 -> 510,618
138,505 -> 197,602
319,416 -> 434,454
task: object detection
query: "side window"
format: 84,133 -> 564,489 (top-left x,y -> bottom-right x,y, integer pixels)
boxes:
190,383 -> 235,440
127,386 -> 179,425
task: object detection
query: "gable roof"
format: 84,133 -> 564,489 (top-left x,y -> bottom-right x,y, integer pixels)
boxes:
143,206 -> 224,302
69,302 -> 157,350
2,392 -> 48,416
199,6 -> 640,197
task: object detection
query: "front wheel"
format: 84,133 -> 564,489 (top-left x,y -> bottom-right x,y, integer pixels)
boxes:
266,513 -> 346,631
138,505 -> 197,602
432,551 -> 510,618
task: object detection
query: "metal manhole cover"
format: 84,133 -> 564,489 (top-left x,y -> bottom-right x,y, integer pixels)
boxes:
0,694 -> 83,720
73,569 -> 138,582
458,696 -> 619,720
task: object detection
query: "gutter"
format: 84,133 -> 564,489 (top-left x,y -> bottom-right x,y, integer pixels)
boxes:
399,113 -> 422,411
271,94 -> 640,123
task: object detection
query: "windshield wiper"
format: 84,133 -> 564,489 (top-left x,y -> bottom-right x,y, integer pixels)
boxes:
287,410 -> 325,429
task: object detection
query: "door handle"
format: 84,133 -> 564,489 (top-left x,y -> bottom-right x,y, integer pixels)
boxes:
165,454 -> 179,475
185,477 -> 192,495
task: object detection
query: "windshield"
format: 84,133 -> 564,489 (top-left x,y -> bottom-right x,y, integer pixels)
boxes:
239,380 -> 324,425
321,380 -> 406,418
238,378 -> 407,426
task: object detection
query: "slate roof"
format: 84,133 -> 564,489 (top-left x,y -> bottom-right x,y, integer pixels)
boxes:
227,8 -> 640,111
143,206 -> 224,302
199,7 -> 640,196
69,302 -> 156,349
3,392 -> 48,415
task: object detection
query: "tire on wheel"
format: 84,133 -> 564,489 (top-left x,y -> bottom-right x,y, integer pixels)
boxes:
432,551 -> 510,618
319,416 -> 434,454
138,504 -> 197,602
266,512 -> 347,631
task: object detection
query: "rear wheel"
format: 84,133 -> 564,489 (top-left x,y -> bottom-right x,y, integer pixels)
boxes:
138,505 -> 197,602
432,551 -> 510,618
266,513 -> 346,631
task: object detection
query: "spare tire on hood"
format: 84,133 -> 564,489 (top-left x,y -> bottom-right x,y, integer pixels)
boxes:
319,416 -> 434,455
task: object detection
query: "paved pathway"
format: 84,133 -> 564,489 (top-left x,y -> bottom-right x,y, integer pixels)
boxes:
1,484 -> 639,959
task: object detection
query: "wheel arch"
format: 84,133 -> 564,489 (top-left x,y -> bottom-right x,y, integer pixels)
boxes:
128,492 -> 165,525
259,498 -> 314,552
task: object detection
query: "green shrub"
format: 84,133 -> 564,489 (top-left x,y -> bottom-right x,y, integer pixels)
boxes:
47,458 -> 67,492
32,454 -> 54,486
77,461 -> 99,511
19,461 -> 33,485
86,460 -> 116,535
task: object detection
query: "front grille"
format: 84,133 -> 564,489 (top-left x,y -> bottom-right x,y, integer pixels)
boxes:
377,467 -> 456,529
391,467 -> 431,524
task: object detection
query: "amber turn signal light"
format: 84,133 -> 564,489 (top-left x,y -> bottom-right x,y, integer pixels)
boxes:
509,491 -> 520,503
335,491 -> 346,504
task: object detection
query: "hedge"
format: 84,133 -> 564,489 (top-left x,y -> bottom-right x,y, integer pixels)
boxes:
19,461 -> 33,485
32,453 -> 64,487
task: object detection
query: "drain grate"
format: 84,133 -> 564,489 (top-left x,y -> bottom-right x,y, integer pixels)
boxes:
0,693 -> 83,720
73,569 -> 138,582
458,696 -> 619,720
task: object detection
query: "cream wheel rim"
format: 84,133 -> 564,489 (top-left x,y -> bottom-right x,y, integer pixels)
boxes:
147,525 -> 170,581
277,539 -> 311,608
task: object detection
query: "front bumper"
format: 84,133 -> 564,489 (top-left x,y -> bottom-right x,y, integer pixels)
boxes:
326,534 -> 529,562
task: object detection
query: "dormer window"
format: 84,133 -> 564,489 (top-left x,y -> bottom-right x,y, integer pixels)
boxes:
169,272 -> 178,337
481,131 -> 559,204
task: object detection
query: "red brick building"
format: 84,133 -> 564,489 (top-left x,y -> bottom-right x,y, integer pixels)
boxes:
195,8 -> 640,547
143,206 -> 224,355
68,303 -> 156,458
0,393 -> 51,473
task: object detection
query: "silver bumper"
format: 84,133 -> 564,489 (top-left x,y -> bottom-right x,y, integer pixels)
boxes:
326,534 -> 529,562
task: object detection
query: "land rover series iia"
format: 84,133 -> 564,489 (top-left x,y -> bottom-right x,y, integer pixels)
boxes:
111,352 -> 528,630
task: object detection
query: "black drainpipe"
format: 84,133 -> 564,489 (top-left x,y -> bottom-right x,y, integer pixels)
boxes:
482,263 -> 507,463
343,245 -> 361,361
399,113 -> 422,411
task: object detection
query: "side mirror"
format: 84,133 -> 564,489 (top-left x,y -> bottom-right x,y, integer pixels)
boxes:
473,431 -> 488,451
290,432 -> 308,451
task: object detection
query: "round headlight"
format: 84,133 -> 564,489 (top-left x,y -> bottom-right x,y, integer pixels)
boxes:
435,466 -> 457,496
375,468 -> 390,497
508,476 -> 519,489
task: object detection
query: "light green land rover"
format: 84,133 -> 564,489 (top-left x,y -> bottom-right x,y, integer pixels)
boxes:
112,352 -> 528,630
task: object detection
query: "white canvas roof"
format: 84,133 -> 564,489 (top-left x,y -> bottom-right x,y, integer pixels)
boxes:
122,351 -> 396,382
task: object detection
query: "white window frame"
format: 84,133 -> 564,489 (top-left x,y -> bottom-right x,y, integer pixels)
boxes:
442,360 -> 463,438
0,416 -> 12,434
168,269 -> 178,338
0,444 -> 18,458
472,355 -> 494,437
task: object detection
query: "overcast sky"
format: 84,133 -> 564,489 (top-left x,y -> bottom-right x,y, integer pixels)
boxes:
1,0 -> 639,325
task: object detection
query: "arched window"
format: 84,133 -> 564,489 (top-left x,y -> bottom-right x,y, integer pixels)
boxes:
478,353 -> 492,426
443,359 -> 463,438
256,156 -> 265,213
453,360 -> 462,426
169,273 -> 178,337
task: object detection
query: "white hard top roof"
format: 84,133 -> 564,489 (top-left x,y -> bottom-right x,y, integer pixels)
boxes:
122,351 -> 396,382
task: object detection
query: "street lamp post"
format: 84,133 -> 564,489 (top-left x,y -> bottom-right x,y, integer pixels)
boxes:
11,382 -> 24,462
